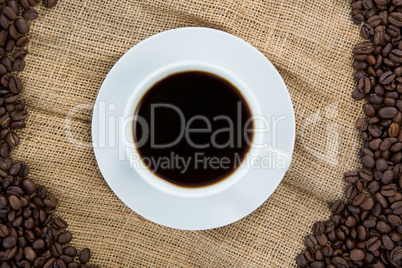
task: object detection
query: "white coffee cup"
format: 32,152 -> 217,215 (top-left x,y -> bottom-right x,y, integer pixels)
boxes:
122,61 -> 265,198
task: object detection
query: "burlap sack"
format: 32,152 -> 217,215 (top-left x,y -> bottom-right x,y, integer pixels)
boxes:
10,0 -> 365,266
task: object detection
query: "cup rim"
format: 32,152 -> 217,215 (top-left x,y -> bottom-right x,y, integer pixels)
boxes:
123,61 -> 264,198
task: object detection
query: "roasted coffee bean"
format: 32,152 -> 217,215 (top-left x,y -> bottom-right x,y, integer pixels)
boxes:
13,50 -> 27,60
368,124 -> 382,137
12,58 -> 24,72
377,221 -> 392,233
381,183 -> 397,196
51,242 -> 63,257
331,200 -> 345,214
14,19 -> 29,34
2,6 -> 17,21
22,8 -> 37,20
379,71 -> 396,84
63,246 -> 77,257
23,246 -> 35,261
389,12 -> 402,27
43,0 -> 58,7
21,178 -> 35,194
0,30 -> 7,48
331,256 -> 348,267
346,185 -> 358,199
378,107 -> 398,118
388,214 -> 402,227
0,14 -> 9,30
367,236 -> 381,251
390,49 -> 402,63
18,0 -> 30,9
67,263 -> 81,268
58,231 -> 72,244
350,248 -> 365,261
376,192 -> 388,208
355,41 -> 375,54
304,234 -> 317,248
8,195 -> 20,210
5,132 -> 19,147
15,36 -> 29,48
353,193 -> 366,206
364,104 -> 376,117
80,248 -> 91,264
362,23 -> 374,39
362,155 -> 376,168
361,197 -> 375,210
356,118 -> 368,131
2,236 -> 15,248
43,258 -> 56,268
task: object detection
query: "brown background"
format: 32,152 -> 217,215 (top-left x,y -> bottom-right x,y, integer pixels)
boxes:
12,0 -> 364,267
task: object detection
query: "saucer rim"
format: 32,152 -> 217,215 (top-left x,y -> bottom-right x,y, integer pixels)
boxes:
92,27 -> 296,230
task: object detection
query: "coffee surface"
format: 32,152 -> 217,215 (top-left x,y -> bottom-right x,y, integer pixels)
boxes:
134,71 -> 253,187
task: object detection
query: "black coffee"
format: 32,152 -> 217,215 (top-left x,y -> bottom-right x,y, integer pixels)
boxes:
134,71 -> 253,187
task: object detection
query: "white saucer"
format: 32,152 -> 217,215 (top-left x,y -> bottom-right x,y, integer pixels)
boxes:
92,27 -> 295,230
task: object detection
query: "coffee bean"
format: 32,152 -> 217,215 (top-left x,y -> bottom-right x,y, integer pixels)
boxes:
12,58 -> 24,72
67,263 -> 81,268
361,23 -> 374,39
80,248 -> 91,264
63,246 -> 77,257
361,197 -> 375,210
51,242 -> 63,257
389,12 -> 402,26
377,221 -> 392,233
15,36 -> 29,48
310,261 -> 325,268
2,6 -> 17,21
331,256 -> 348,267
5,132 -> 19,147
43,196 -> 57,208
22,8 -> 37,20
304,234 -> 317,248
18,0 -> 30,9
353,193 -> 366,206
58,231 -> 72,245
2,235 -> 15,249
43,258 -> 56,268
355,41 -> 375,54
345,216 -> 357,228
331,200 -> 345,214
296,252 -> 308,267
54,260 -> 67,268
382,234 -> 394,250
8,195 -> 20,210
366,176 -> 379,192
376,192 -> 388,208
390,49 -> 402,63
13,50 -> 27,60
60,254 -> 74,264
367,236 -> 381,252
43,0 -> 57,7
0,30 -> 7,48
378,107 -> 398,119
315,233 -> 328,247
14,19 -> 29,34
350,248 -> 365,261
346,185 -> 358,199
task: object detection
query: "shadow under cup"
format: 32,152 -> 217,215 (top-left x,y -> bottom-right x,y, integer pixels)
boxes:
125,63 -> 262,198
